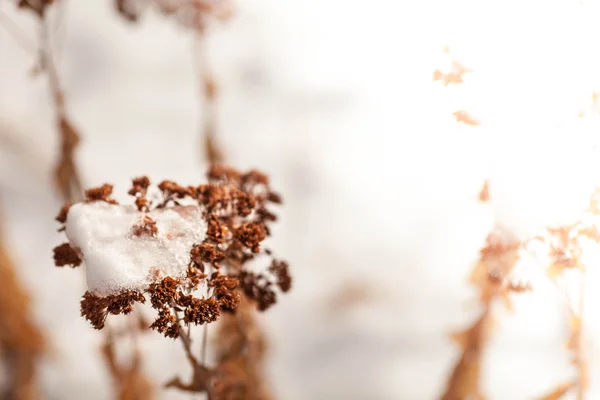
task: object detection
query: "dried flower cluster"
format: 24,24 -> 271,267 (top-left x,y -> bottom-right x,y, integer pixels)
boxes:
53,165 -> 290,338
51,166 -> 290,397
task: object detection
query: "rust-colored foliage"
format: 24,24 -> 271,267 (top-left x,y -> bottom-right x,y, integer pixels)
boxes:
0,210 -> 45,400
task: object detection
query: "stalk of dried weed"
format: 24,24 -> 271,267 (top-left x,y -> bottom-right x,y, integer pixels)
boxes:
0,204 -> 45,400
111,3 -> 279,398
13,2 -> 155,398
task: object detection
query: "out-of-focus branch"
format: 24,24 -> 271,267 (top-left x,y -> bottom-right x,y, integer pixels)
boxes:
39,15 -> 83,203
0,203 -> 45,400
194,33 -> 223,165
440,234 -> 521,400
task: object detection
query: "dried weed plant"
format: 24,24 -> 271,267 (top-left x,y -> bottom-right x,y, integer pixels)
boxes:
441,233 -> 526,400
113,0 -> 230,164
0,203 -> 45,400
437,55 -> 599,397
112,4 -> 284,398
53,167 -> 291,398
5,2 -> 155,398
17,0 -> 84,202
533,205 -> 600,400
441,183 -> 600,399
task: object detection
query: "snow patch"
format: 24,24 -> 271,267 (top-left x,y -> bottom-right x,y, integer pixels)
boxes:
65,202 -> 206,295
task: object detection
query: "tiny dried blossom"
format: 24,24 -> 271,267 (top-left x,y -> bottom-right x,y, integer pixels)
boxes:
54,166 -> 291,343
266,191 -> 283,204
150,307 -> 180,339
131,216 -> 158,237
53,243 -> 82,268
128,176 -> 151,211
183,297 -> 221,325
209,274 -> 241,312
268,260 -> 292,293
191,243 -> 225,265
239,271 -> 276,311
147,277 -> 181,309
157,180 -> 192,207
85,184 -> 118,204
80,290 -> 145,330
206,215 -> 228,244
186,265 -> 207,289
235,222 -> 267,253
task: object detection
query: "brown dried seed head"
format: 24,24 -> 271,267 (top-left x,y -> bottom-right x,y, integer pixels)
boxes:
207,215 -> 228,243
209,275 -> 241,312
85,184 -> 118,204
80,291 -> 146,330
158,180 -> 191,198
267,191 -> 283,204
191,243 -> 225,264
183,297 -> 221,325
80,291 -> 109,330
128,176 -> 151,196
53,243 -> 82,267
186,265 -> 207,288
239,271 -> 277,311
235,222 -> 267,253
150,307 -> 180,339
147,277 -> 181,309
269,260 -> 292,292
231,189 -> 256,217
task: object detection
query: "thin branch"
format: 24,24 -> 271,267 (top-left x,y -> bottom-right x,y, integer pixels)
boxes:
200,324 -> 208,365
38,13 -> 83,202
193,32 -> 223,165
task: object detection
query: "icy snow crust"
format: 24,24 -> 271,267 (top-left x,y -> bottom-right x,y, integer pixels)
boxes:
65,202 -> 206,296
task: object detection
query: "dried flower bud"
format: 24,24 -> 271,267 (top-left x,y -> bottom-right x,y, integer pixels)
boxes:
235,222 -> 267,253
85,184 -> 118,204
53,243 -> 82,268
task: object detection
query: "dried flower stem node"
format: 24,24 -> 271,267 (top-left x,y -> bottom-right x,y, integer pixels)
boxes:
52,167 -> 291,338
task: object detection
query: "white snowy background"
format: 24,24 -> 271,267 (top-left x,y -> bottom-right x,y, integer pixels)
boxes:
3,0 -> 600,399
